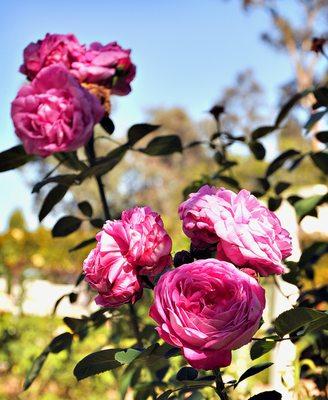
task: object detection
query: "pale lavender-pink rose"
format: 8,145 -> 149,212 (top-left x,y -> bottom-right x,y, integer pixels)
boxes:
150,259 -> 265,370
179,185 -> 292,276
83,206 -> 172,307
71,42 -> 136,95
19,33 -> 84,81
11,65 -> 104,157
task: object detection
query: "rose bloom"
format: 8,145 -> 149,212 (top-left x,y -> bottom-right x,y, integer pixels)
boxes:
179,185 -> 292,276
150,259 -> 265,370
20,33 -> 84,81
11,65 -> 104,157
71,42 -> 136,95
83,206 -> 172,307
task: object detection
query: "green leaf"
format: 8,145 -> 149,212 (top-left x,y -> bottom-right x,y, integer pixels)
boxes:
268,197 -> 282,212
90,218 -> 104,229
236,362 -> 273,386
69,237 -> 96,252
216,175 -> 240,189
23,351 -> 49,390
63,317 -> 87,334
156,390 -> 173,400
275,89 -> 312,127
250,340 -> 276,360
310,151 -> 328,174
248,390 -> 282,400
52,216 -> 82,237
78,145 -> 128,179
274,307 -> 328,337
115,348 -> 141,364
0,145 -> 34,172
54,151 -> 87,171
142,135 -> 183,156
294,194 -> 326,219
48,332 -> 73,353
313,87 -> 328,107
251,126 -> 277,140
38,184 -> 68,221
128,123 -> 160,145
100,117 -> 115,135
74,349 -> 124,380
32,174 -> 77,194
249,141 -> 266,160
275,181 -> 290,195
176,367 -> 198,381
315,131 -> 328,143
266,149 -> 300,177
304,110 -> 327,132
78,201 -> 93,217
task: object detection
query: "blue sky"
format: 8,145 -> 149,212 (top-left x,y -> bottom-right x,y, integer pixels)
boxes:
0,0 -> 305,231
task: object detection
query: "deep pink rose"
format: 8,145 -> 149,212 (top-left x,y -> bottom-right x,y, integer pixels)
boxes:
179,185 -> 292,276
71,42 -> 136,95
20,33 -> 84,80
150,259 -> 265,370
83,206 -> 172,307
11,65 -> 104,157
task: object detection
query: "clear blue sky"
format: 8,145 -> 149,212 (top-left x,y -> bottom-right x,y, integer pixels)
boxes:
0,0 -> 298,231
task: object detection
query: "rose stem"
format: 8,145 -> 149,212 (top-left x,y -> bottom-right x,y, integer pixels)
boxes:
85,133 -> 142,348
213,369 -> 228,400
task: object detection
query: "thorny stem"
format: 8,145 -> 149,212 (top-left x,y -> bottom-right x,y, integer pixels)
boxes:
213,369 -> 228,400
85,132 -> 143,347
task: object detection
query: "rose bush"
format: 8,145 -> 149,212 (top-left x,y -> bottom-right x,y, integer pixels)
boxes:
179,185 -> 292,276
83,206 -> 172,307
11,65 -> 104,157
150,258 -> 266,370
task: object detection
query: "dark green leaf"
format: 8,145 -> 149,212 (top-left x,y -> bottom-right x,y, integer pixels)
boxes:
250,340 -> 276,360
52,216 -> 82,237
69,292 -> 78,303
315,131 -> 328,143
48,332 -> 73,353
74,349 -> 123,380
78,201 -> 93,217
176,367 -> 198,381
275,89 -> 312,127
236,362 -> 273,386
23,351 -> 49,390
249,141 -> 266,160
156,390 -> 173,400
304,110 -> 327,132
251,126 -> 277,140
142,135 -> 183,156
52,294 -> 68,315
288,155 -> 304,171
268,197 -> 282,211
128,123 -> 160,145
38,184 -> 68,222
266,150 -> 300,177
115,348 -> 141,364
214,151 -> 224,164
275,181 -> 290,195
54,152 -> 87,171
69,238 -> 96,252
217,175 -> 240,189
257,178 -> 270,193
310,151 -> 328,174
100,117 -> 115,135
248,390 -> 282,400
64,317 -> 87,334
274,307 -> 328,337
32,174 -> 77,194
90,218 -> 104,229
78,145 -> 128,179
0,145 -> 34,172
313,87 -> 328,107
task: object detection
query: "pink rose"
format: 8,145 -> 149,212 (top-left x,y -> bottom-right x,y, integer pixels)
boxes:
11,65 -> 104,157
179,185 -> 292,276
150,259 -> 265,370
71,42 -> 136,95
20,33 -> 84,80
83,206 -> 172,307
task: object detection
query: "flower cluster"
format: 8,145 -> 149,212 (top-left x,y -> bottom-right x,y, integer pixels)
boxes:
11,33 -> 136,157
83,185 -> 292,370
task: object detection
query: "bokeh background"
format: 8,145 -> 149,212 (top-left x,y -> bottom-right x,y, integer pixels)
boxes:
0,1 -> 327,399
